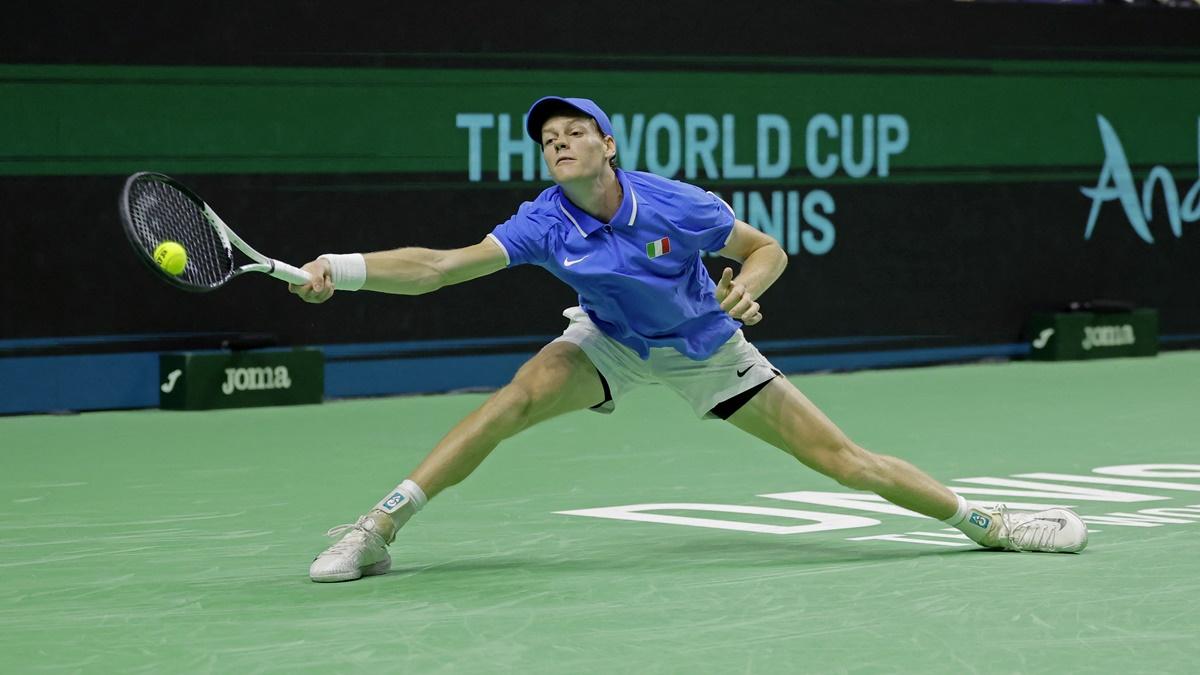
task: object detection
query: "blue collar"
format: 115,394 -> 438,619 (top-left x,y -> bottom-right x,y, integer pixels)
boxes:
556,169 -> 639,238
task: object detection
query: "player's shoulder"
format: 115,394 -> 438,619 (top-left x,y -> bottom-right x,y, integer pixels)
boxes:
508,185 -> 565,227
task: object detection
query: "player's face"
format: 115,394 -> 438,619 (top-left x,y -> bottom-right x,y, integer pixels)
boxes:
540,115 -> 615,183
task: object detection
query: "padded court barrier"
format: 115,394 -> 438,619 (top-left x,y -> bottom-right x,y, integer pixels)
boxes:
1028,309 -> 1159,361
159,348 -> 324,410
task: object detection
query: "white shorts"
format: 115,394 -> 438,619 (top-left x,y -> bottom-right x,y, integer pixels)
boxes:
552,307 -> 780,419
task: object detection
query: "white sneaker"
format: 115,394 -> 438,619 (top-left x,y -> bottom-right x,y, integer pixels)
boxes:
309,515 -> 392,582
978,506 -> 1089,553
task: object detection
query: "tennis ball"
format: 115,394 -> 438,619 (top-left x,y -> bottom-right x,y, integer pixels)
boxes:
153,241 -> 188,276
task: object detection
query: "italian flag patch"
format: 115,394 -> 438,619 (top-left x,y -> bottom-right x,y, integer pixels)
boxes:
646,237 -> 671,259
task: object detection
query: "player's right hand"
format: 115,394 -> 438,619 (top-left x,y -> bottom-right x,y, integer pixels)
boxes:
289,258 -> 336,303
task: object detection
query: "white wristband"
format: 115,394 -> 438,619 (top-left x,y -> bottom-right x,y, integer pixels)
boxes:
318,253 -> 367,291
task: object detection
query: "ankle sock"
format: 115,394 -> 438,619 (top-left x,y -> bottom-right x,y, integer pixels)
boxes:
942,493 -> 993,545
368,479 -> 428,542
942,493 -> 971,528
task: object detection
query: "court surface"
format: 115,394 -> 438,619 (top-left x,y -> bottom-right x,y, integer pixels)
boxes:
3,352 -> 1199,674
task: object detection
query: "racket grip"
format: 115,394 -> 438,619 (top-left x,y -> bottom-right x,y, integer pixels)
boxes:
269,259 -> 313,285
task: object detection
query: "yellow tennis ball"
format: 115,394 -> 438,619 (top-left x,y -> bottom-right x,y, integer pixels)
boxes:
153,241 -> 188,276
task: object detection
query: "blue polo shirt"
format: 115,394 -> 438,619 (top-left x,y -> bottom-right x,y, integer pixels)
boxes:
488,169 -> 739,360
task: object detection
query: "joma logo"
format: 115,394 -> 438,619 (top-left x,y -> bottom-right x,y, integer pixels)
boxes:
221,366 -> 293,395
1082,325 -> 1136,351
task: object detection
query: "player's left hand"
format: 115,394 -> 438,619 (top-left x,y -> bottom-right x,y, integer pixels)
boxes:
716,267 -> 763,326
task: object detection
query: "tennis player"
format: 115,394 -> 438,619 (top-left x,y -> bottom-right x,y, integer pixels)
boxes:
292,96 -> 1088,582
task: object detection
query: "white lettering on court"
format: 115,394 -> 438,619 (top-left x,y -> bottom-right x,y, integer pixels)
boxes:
554,503 -> 879,535
556,464 -> 1200,542
1093,464 -> 1200,479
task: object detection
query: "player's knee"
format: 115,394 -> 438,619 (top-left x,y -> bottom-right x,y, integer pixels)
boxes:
487,382 -> 537,436
489,371 -> 567,435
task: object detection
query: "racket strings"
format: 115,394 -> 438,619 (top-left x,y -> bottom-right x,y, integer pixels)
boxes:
128,179 -> 234,288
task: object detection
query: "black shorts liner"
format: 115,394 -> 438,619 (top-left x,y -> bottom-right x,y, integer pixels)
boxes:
590,368 -> 613,410
709,369 -> 782,420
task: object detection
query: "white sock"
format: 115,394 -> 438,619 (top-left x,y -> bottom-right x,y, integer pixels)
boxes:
942,493 -> 994,544
368,479 -> 428,541
942,493 -> 972,528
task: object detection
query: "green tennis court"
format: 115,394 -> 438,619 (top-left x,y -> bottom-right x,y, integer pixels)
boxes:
3,353 -> 1198,673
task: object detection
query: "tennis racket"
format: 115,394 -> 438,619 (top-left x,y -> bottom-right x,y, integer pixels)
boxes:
119,172 -> 312,292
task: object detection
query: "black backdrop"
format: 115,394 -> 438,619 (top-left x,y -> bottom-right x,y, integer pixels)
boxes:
3,1 -> 1198,357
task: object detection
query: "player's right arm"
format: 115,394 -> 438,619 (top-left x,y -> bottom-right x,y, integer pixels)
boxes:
289,236 -> 508,303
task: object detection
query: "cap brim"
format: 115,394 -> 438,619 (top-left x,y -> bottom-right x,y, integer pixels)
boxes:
525,96 -> 586,143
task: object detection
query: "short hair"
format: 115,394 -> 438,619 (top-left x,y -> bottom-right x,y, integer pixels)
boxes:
536,102 -> 618,169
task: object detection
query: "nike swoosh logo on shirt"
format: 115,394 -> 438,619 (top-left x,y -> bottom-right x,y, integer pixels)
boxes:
563,255 -> 590,267
736,365 -> 754,377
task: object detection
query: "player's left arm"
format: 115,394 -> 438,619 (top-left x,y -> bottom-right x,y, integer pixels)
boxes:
714,219 -> 788,326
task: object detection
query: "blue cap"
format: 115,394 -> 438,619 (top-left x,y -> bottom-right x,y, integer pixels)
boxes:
525,96 -> 614,143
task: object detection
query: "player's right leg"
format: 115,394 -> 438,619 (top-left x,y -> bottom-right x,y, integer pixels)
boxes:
309,341 -> 606,582
408,340 -> 607,500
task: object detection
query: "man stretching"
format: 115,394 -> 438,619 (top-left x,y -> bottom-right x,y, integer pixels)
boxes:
291,96 -> 1088,582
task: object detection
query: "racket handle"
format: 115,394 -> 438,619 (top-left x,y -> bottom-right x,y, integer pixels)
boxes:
269,259 -> 313,285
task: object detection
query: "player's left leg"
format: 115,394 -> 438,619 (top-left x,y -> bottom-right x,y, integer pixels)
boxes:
725,376 -> 1088,553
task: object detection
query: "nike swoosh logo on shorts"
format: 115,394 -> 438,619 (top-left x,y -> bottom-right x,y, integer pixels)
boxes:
563,255 -> 590,267
737,365 -> 754,377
